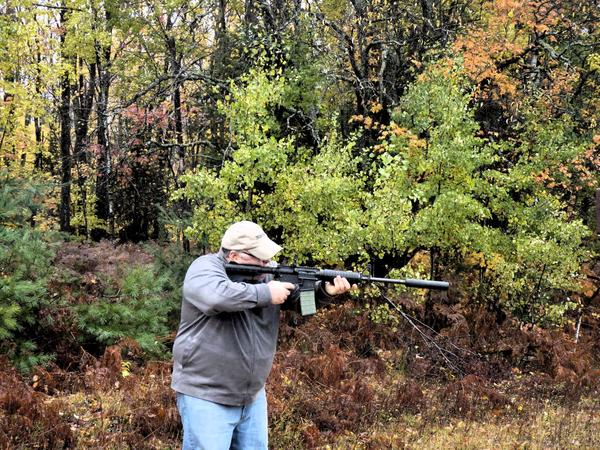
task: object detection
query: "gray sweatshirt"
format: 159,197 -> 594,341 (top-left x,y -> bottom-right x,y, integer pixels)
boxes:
171,251 -> 333,406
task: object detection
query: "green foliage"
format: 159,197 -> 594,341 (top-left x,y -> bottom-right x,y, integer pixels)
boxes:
179,70 -> 365,264
364,62 -> 495,258
464,112 -> 591,323
367,303 -> 401,330
143,240 -> 194,328
0,170 -> 46,226
0,171 -> 56,371
222,69 -> 287,146
75,264 -> 174,355
372,62 -> 591,324
0,228 -> 50,334
261,131 -> 366,263
179,61 -> 593,325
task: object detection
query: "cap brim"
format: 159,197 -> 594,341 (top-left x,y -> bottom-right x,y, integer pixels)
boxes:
247,237 -> 282,260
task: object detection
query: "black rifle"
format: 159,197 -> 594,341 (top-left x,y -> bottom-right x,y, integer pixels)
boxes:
225,263 -> 449,316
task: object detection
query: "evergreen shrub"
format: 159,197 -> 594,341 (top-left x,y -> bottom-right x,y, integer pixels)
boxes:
75,264 -> 174,356
0,171 -> 57,371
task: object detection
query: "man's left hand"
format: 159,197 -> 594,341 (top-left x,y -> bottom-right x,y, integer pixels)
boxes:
324,276 -> 356,296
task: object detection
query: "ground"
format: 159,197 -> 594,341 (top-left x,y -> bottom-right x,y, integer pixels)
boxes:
1,242 -> 599,449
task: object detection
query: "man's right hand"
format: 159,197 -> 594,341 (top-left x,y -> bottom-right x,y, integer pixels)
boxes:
267,281 -> 296,305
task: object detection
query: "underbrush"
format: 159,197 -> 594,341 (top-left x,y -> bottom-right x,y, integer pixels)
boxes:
266,301 -> 600,448
1,301 -> 599,448
1,241 -> 599,448
0,348 -> 180,450
326,396 -> 600,449
44,240 -> 189,366
0,357 -> 74,449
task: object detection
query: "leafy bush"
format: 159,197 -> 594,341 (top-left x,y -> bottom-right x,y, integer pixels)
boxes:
144,240 -> 194,330
176,69 -> 365,264
177,62 -> 594,325
366,61 -> 591,324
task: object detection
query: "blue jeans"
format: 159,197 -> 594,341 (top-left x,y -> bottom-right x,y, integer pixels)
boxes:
176,390 -> 268,450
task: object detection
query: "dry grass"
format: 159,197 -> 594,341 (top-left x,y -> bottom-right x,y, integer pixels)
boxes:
60,390 -> 180,450
415,403 -> 599,449
324,396 -> 600,449
2,348 -> 599,449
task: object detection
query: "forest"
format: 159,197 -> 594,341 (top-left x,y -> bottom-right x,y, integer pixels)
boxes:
1,0 -> 599,448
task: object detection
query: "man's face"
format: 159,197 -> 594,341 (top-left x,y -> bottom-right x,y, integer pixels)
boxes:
228,250 -> 270,267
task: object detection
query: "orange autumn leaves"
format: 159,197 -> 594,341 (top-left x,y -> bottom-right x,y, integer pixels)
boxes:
533,144 -> 600,192
453,0 -> 569,111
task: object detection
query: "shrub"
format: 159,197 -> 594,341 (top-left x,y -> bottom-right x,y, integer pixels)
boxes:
0,357 -> 74,449
0,171 -> 57,371
75,264 -> 174,356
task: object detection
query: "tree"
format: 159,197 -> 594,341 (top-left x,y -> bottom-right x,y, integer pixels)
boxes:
177,68 -> 365,262
179,60 -> 593,325
58,4 -> 72,232
310,0 -> 480,133
92,0 -> 114,236
454,0 -> 600,137
367,61 -> 591,323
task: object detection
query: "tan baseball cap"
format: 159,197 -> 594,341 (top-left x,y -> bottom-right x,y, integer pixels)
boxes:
221,221 -> 282,260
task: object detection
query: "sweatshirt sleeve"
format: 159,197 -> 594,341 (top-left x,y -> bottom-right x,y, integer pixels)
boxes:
183,255 -> 272,315
315,281 -> 337,308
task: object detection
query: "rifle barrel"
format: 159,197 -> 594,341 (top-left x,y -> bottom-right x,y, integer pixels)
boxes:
324,274 -> 448,290
397,278 -> 449,290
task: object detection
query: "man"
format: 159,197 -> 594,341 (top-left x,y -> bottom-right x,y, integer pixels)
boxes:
171,221 -> 352,449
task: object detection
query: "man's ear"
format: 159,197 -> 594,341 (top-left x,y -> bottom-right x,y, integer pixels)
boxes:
227,251 -> 240,263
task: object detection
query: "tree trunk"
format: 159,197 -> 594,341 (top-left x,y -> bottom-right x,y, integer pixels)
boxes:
94,15 -> 113,238
73,58 -> 96,237
34,39 -> 44,170
74,61 -> 96,165
59,7 -> 72,233
166,17 -> 188,251
166,26 -> 185,179
244,0 -> 257,35
34,117 -> 43,170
